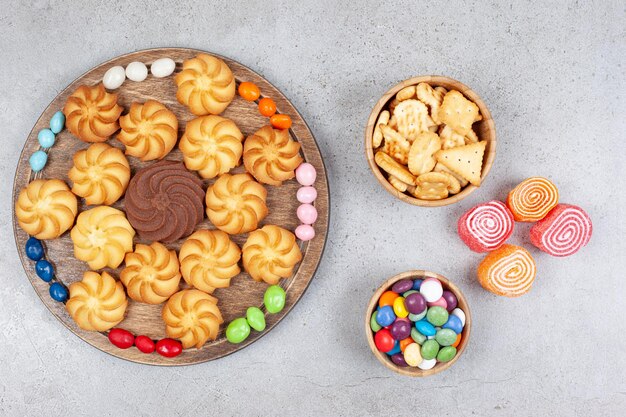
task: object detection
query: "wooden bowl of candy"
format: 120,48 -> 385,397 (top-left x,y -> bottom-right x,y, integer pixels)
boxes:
365,76 -> 496,207
365,270 -> 471,376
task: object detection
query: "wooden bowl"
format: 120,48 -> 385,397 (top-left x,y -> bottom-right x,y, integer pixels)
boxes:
365,76 -> 496,207
365,270 -> 471,376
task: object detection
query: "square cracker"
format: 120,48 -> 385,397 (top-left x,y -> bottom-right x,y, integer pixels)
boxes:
437,90 -> 479,136
434,141 -> 487,186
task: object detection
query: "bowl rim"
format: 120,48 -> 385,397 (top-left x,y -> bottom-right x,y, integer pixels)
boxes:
365,270 -> 472,377
364,75 -> 497,207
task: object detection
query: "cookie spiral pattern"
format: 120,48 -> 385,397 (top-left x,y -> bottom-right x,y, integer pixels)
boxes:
162,289 -> 224,349
530,204 -> 592,257
63,83 -> 123,142
121,242 -> 182,304
179,230 -> 241,293
15,179 -> 78,240
174,53 -> 236,116
507,177 -> 559,222
179,115 -> 244,179
117,100 -> 179,161
205,173 -> 268,234
66,271 -> 128,331
68,143 -> 131,205
124,160 -> 205,243
70,206 -> 135,270
477,244 -> 536,297
458,200 -> 514,253
243,125 -> 303,186
242,225 -> 303,285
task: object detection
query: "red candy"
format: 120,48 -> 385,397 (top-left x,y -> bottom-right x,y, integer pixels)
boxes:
135,335 -> 156,354
374,328 -> 395,352
458,200 -> 514,252
530,204 -> 592,257
108,328 -> 134,349
156,338 -> 183,358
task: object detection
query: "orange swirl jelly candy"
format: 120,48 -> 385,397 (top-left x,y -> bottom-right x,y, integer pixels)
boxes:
477,244 -> 537,297
506,177 -> 559,222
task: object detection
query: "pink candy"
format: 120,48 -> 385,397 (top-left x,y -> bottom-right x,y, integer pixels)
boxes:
458,200 -> 515,253
427,297 -> 448,309
297,186 -> 317,203
294,162 -> 318,241
530,203 -> 592,257
296,163 -> 316,186
297,204 -> 318,224
295,224 -> 315,241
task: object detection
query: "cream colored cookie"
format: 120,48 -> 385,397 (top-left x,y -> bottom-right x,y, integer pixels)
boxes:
243,125 -> 302,186
63,84 -> 123,143
242,225 -> 302,285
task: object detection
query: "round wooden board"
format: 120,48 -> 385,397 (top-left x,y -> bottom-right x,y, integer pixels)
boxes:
12,48 -> 329,365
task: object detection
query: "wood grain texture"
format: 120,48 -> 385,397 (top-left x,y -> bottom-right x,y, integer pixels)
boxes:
365,76 -> 497,207
365,270 -> 472,377
12,48 -> 329,365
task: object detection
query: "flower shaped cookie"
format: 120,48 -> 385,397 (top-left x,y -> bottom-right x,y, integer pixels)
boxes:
174,53 -> 236,116
205,173 -> 268,235
70,206 -> 135,270
15,179 -> 78,240
63,83 -> 123,143
68,143 -> 131,205
242,225 -> 303,285
66,271 -> 128,332
117,100 -> 179,161
162,289 -> 224,349
179,230 -> 241,294
120,242 -> 181,304
243,125 -> 303,186
179,115 -> 244,179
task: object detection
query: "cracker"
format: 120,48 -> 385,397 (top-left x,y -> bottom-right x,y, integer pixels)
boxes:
396,86 -> 416,102
434,140 -> 487,186
375,151 -> 415,185
389,98 -> 400,114
388,115 -> 397,129
388,175 -> 409,192
437,90 -> 479,136
439,171 -> 461,194
393,99 -> 432,142
407,131 -> 441,176
373,110 -> 390,148
439,125 -> 465,149
434,162 -> 468,187
465,128 -> 478,144
380,124 -> 410,165
416,83 -> 446,124
413,172 -> 450,200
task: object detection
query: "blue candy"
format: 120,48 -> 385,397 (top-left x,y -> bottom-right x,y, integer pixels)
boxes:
35,260 -> 54,282
25,237 -> 44,261
375,305 -> 396,327
385,340 -> 401,355
49,282 -> 68,302
442,314 -> 463,334
29,150 -> 47,172
49,111 -> 65,134
412,279 -> 423,290
415,319 -> 436,337
37,129 -> 56,148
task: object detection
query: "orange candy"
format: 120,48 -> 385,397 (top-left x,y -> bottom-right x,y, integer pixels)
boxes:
238,82 -> 260,101
258,98 -> 277,117
452,333 -> 462,348
507,177 -> 559,222
399,337 -> 413,352
477,244 -> 537,297
270,114 -> 292,130
378,290 -> 399,308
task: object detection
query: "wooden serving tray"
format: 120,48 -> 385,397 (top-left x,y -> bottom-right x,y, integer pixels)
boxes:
12,48 -> 329,365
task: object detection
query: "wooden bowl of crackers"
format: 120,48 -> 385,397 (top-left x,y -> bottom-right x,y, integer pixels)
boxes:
365,76 -> 496,207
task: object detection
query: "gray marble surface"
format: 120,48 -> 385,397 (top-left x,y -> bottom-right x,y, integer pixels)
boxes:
1,1 -> 624,416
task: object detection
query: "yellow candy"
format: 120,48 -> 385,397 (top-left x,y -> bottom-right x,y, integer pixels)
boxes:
392,296 -> 409,318
404,343 -> 423,367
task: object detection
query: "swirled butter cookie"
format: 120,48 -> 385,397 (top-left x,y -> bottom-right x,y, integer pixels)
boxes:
63,83 -> 123,142
242,225 -> 302,285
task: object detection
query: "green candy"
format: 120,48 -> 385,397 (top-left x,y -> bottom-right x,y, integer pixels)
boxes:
246,307 -> 266,332
437,346 -> 457,362
421,339 -> 440,360
226,318 -> 251,344
370,312 -> 382,332
435,328 -> 457,346
410,327 -> 427,345
426,306 -> 449,326
402,290 -> 418,297
264,285 -> 286,314
408,309 -> 427,322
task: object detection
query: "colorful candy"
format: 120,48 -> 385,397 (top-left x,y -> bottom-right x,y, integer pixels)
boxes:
29,150 -> 47,172
270,114 -> 292,130
25,237 -> 44,261
376,305 -> 396,327
390,319 -> 411,340
226,318 -> 251,344
441,290 -> 457,312
150,58 -> 176,78
238,82 -> 261,101
295,163 -> 317,186
378,290 -> 398,307
264,285 -> 286,313
374,328 -> 395,352
296,186 -> 317,203
108,328 -> 135,349
258,97 -> 277,117
442,314 -> 463,334
419,278 -> 443,302
37,129 -> 55,148
437,346 -> 457,362
477,244 -> 536,297
421,339 -> 439,360
103,66 -> 126,89
295,224 -> 315,241
404,292 -> 426,314
246,306 -> 266,331
125,61 -> 148,82
415,319 -> 436,337
458,200 -> 514,252
49,282 -> 68,302
530,204 -> 592,257
451,308 -> 466,327
426,306 -> 448,326
35,259 -> 54,282
392,297 -> 409,318
156,338 -> 182,358
507,177 -> 559,222
134,335 -> 156,353
403,343 -> 423,366
49,111 -> 65,134
296,204 -> 318,224
435,328 -> 457,346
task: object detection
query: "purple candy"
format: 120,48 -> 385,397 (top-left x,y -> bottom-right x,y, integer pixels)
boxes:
404,292 -> 427,315
391,279 -> 413,294
391,353 -> 408,367
442,290 -> 458,312
390,318 -> 411,340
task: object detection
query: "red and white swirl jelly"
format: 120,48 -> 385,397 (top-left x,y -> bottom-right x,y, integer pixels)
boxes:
530,203 -> 592,257
458,200 -> 515,252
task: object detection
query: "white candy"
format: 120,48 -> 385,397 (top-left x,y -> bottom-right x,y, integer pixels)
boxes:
102,66 -> 125,89
419,278 -> 443,302
417,358 -> 437,370
125,61 -> 148,82
451,308 -> 466,327
150,58 -> 176,78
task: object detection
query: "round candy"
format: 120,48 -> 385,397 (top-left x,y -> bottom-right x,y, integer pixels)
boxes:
374,328 -> 395,352
246,307 -> 266,332
435,328 -> 458,346
238,82 -> 261,101
420,339 -> 440,360
134,335 -> 156,353
35,259 -> 54,282
391,279 -> 413,294
25,237 -> 44,261
507,177 -> 559,222
150,58 -> 176,78
437,346 -> 457,362
402,290 -> 418,297
102,65 -> 125,89
404,292 -> 426,315
530,203 -> 592,257
441,290 -> 458,312
410,327 -> 426,345
419,278 -> 443,302
415,319 -> 436,337
378,291 -> 399,307
426,306 -> 449,327
270,114 -> 292,130
156,338 -> 182,358
264,285 -> 286,313
29,150 -> 47,172
296,186 -> 317,203
458,200 -> 515,252
403,343 -> 423,367
295,163 -> 316,186
451,308 -> 466,327
427,297 -> 448,309
49,282 -> 68,302
126,61 -> 148,82
370,312 -> 382,332
258,98 -> 277,117
412,279 -> 423,290
49,111 -> 65,134
386,340 -> 401,355
108,328 -> 134,349
295,224 -> 315,241
417,358 -> 437,370
226,318 -> 251,344
452,333 -> 462,348
296,204 -> 318,225
399,337 -> 413,352
392,297 -> 409,318
375,305 -> 396,327
478,244 -> 536,297
37,129 -> 55,148
391,352 -> 408,367
442,314 -> 463,334
390,318 -> 411,340
408,309 -> 427,322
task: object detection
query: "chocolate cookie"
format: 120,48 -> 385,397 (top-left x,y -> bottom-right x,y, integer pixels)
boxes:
125,160 -> 205,243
